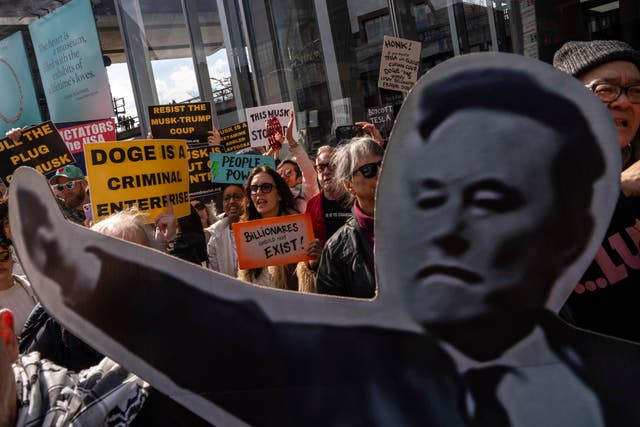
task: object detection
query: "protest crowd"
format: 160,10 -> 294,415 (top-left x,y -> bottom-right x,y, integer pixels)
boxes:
1,38 -> 640,426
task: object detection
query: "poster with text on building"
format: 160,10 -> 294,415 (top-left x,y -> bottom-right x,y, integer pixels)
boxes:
378,35 -> 422,93
245,101 -> 296,147
220,121 -> 250,152
187,141 -> 223,201
0,31 -> 43,136
0,121 -> 74,186
233,213 -> 315,269
148,102 -> 213,144
210,152 -> 276,185
28,0 -> 113,124
83,139 -> 190,222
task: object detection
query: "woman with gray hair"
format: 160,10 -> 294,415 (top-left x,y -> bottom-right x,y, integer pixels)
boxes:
315,137 -> 385,298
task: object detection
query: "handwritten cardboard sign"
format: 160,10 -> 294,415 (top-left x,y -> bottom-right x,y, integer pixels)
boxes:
232,213 -> 315,269
0,121 -> 74,185
378,35 -> 422,93
210,152 -> 276,184
244,101 -> 296,147
84,139 -> 190,222
220,121 -> 250,152
187,141 -> 223,200
148,102 -> 213,144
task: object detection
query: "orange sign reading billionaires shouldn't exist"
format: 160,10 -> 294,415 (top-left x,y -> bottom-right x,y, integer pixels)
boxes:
232,213 -> 315,270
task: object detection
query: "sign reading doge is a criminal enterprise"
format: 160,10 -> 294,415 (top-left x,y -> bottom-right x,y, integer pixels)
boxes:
84,139 -> 189,222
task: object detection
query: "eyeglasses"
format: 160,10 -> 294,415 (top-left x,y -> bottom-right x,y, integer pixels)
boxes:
0,250 -> 11,262
52,180 -> 81,192
352,161 -> 382,179
223,194 -> 243,202
278,169 -> 294,177
587,83 -> 640,104
315,163 -> 333,173
250,183 -> 274,194
193,202 -> 206,211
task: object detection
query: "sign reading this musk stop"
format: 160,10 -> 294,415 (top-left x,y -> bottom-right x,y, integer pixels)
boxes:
84,139 -> 189,222
233,214 -> 315,269
0,121 -> 74,185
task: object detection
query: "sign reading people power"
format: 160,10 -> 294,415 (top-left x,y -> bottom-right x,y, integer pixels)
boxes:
148,102 -> 213,144
378,35 -> 421,93
210,152 -> 276,184
245,102 -> 296,147
0,31 -> 43,136
0,121 -> 73,185
232,214 -> 315,269
84,140 -> 190,222
29,0 -> 113,124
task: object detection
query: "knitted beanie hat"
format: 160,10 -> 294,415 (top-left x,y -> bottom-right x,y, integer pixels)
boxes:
553,40 -> 640,77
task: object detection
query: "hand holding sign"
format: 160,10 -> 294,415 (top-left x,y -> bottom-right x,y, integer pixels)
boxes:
285,111 -> 299,149
207,128 -> 221,147
154,198 -> 177,248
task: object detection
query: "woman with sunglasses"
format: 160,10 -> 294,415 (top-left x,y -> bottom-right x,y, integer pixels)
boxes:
237,166 -> 320,292
316,137 -> 385,298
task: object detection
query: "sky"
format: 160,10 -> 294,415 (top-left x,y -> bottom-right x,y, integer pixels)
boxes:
106,48 -> 231,120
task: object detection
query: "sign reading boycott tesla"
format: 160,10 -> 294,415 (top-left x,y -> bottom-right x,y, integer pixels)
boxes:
84,139 -> 189,222
0,121 -> 74,185
233,213 -> 315,269
148,102 -> 213,144
210,152 -> 276,184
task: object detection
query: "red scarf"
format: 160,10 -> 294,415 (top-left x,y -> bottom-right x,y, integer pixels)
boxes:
353,201 -> 374,246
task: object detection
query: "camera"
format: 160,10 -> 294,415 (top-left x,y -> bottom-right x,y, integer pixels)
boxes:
335,125 -> 366,144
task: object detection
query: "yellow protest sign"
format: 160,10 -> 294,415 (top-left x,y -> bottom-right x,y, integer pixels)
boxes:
84,139 -> 190,222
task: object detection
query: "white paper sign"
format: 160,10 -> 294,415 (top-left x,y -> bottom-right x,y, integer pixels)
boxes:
378,35 -> 422,93
244,101 -> 296,147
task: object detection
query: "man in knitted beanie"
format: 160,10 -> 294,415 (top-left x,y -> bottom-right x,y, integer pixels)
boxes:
554,40 -> 640,343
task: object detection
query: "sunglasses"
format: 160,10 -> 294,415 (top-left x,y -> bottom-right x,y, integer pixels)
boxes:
0,250 -> 11,262
52,180 -> 80,192
352,161 -> 382,179
193,202 -> 206,211
250,183 -> 274,194
278,169 -> 294,177
315,163 -> 333,173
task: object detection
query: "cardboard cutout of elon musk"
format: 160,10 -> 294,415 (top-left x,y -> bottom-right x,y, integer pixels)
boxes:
9,53 -> 640,426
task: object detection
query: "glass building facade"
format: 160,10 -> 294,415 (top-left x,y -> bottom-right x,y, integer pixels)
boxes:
0,0 -> 638,152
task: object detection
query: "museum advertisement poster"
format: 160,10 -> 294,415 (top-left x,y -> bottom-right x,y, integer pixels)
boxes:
28,0 -> 113,124
0,31 -> 43,136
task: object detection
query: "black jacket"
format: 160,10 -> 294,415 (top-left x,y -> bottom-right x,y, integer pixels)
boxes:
316,216 -> 376,298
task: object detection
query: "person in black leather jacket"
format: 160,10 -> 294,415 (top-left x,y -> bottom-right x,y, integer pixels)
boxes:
316,137 -> 384,298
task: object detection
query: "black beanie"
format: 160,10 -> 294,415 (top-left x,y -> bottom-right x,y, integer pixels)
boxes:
553,40 -> 640,77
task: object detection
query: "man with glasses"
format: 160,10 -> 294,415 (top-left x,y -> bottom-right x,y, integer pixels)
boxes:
49,165 -> 89,225
305,145 -> 352,245
553,40 -> 640,343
